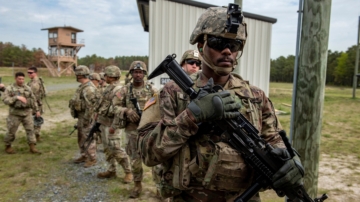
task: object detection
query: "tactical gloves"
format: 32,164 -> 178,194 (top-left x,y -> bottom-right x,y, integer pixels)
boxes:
186,90 -> 241,123
126,108 -> 140,123
271,148 -> 305,197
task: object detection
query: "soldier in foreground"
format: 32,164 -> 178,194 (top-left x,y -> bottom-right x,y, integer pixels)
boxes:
180,49 -> 202,75
69,66 -> 97,168
3,72 -> 41,154
94,65 -> 132,183
113,61 -> 157,198
137,5 -> 305,202
27,66 -> 46,142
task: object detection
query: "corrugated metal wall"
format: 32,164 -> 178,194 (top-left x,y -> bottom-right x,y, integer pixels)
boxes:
149,0 -> 272,95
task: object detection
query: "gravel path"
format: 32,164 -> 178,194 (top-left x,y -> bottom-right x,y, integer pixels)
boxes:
20,150 -> 111,202
46,83 -> 78,92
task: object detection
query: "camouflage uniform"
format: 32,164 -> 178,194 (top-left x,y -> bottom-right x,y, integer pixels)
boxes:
137,6 -> 287,202
2,83 -> 39,146
27,76 -> 46,140
69,72 -> 97,162
114,81 -> 157,182
137,72 -> 285,202
97,82 -> 109,145
95,66 -> 131,177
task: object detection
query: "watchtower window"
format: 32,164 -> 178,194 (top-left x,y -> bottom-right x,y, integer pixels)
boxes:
71,33 -> 76,43
49,32 -> 58,38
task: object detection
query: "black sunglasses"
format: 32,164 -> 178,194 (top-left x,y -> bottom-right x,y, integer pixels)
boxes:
27,72 -> 34,74
186,59 -> 201,67
207,36 -> 243,52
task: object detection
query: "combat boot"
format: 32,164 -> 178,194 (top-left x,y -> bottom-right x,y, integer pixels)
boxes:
123,172 -> 133,184
156,190 -> 170,202
97,170 -> 116,179
84,159 -> 97,168
29,143 -> 41,154
129,181 -> 142,198
36,134 -> 41,142
5,145 -> 16,154
73,156 -> 87,164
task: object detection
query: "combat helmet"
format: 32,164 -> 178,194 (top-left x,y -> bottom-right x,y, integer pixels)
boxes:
129,61 -> 147,74
189,4 -> 247,49
189,4 -> 247,76
89,73 -> 101,81
74,65 -> 90,76
99,72 -> 105,80
180,49 -> 203,66
33,116 -> 44,126
104,65 -> 121,78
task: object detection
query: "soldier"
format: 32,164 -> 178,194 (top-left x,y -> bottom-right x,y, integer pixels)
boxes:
94,65 -> 133,183
27,66 -> 46,142
69,65 -> 97,168
89,73 -> 101,88
137,5 -> 305,202
180,49 -> 202,75
112,61 -> 157,198
99,72 -> 109,93
2,72 -> 41,154
89,72 -> 102,145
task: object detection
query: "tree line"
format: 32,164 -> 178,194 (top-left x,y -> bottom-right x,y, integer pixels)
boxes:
270,45 -> 358,86
0,42 -> 45,67
0,41 -> 148,71
77,54 -> 148,71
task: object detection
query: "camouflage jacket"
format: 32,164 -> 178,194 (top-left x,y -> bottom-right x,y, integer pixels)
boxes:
137,72 -> 285,198
112,82 -> 157,131
69,81 -> 97,120
95,81 -> 122,127
27,77 -> 46,107
2,83 -> 39,116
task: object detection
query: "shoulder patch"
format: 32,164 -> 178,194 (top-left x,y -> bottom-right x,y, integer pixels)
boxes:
116,91 -> 122,99
143,96 -> 157,111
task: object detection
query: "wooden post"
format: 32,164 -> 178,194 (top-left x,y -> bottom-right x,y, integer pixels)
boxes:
352,16 -> 360,98
292,0 -> 331,198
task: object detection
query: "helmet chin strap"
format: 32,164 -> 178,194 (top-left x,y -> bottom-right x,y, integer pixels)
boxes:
201,35 -> 235,76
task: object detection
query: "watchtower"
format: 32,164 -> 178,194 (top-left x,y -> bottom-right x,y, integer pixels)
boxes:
41,26 -> 85,77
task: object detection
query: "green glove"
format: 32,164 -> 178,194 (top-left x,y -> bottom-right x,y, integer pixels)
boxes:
187,90 -> 241,123
271,148 -> 304,195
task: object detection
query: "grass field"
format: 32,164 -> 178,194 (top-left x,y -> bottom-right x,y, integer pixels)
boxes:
0,67 -> 359,201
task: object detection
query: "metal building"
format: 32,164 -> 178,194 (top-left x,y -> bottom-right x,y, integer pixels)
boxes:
136,0 -> 276,95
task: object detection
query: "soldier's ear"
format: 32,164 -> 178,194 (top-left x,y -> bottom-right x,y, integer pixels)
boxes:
197,43 -> 204,54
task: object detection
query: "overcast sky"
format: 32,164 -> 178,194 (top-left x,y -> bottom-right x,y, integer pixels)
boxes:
0,0 -> 359,59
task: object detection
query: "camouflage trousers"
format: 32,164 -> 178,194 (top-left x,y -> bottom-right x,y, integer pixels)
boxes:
4,113 -> 36,145
172,190 -> 261,202
34,125 -> 41,136
125,130 -> 143,182
100,125 -> 131,173
34,107 -> 43,136
77,114 -> 97,161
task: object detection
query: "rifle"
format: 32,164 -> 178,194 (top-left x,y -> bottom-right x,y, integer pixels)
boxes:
82,122 -> 101,150
129,83 -> 142,117
69,124 -> 78,136
39,77 -> 53,113
148,54 -> 328,202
